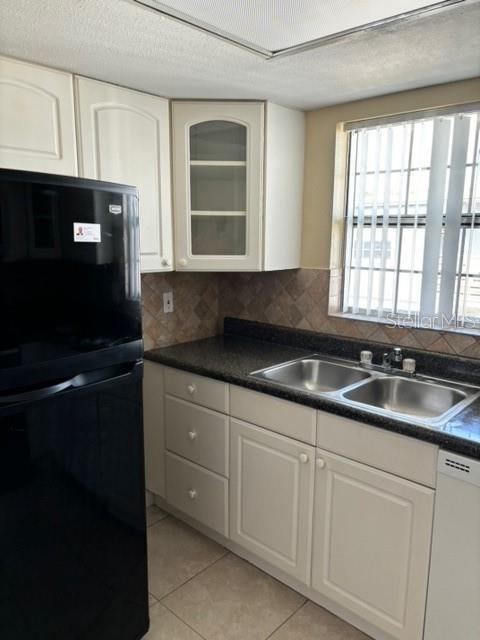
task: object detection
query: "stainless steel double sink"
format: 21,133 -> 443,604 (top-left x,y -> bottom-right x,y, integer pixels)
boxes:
250,355 -> 480,426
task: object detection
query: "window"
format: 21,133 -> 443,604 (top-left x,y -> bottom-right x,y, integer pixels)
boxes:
342,105 -> 480,330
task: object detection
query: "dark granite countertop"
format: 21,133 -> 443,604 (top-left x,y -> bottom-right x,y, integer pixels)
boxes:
145,324 -> 480,460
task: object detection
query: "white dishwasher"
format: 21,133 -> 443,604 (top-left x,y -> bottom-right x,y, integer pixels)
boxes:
424,450 -> 480,640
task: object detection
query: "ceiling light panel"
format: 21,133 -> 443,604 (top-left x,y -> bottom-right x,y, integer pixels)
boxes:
143,0 -> 462,53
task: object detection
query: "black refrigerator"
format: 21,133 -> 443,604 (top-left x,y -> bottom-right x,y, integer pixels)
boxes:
0,169 -> 149,640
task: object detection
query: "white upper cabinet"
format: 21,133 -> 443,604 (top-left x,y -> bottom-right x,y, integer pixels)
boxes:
0,57 -> 306,274
75,77 -> 173,272
311,449 -> 434,640
172,102 -> 262,271
0,56 -> 77,176
172,101 -> 305,271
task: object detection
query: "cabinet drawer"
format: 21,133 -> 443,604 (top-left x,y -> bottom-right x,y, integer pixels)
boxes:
317,411 -> 438,488
166,452 -> 228,536
164,367 -> 228,413
230,385 -> 316,444
165,396 -> 229,476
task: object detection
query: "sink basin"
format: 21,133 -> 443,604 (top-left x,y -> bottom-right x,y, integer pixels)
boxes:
251,356 -> 371,393
342,376 -> 470,420
251,353 -> 480,426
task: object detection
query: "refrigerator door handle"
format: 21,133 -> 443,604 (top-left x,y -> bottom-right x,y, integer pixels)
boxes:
0,378 -> 74,404
0,362 -> 140,405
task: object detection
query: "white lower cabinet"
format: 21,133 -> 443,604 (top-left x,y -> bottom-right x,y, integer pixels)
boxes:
144,366 -> 437,640
311,448 -> 434,640
229,418 -> 315,584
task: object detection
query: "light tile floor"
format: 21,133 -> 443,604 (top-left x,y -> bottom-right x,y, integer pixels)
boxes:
144,507 -> 370,640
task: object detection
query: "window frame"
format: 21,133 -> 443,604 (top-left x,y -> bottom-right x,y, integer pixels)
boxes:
330,101 -> 480,333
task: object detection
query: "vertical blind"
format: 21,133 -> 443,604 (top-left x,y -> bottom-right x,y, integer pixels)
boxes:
342,106 -> 480,326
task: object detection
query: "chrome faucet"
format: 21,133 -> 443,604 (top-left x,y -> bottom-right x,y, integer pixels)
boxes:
382,347 -> 403,372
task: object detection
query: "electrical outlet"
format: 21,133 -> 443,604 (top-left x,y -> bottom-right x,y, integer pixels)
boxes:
163,291 -> 174,313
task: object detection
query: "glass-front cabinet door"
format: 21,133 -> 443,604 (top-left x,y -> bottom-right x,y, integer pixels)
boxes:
190,120 -> 247,256
172,102 -> 264,271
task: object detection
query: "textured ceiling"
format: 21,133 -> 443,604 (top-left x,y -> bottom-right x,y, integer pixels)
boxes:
149,0 -> 450,51
0,0 -> 478,110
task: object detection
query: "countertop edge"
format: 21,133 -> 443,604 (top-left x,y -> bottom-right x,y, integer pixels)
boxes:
145,348 -> 480,459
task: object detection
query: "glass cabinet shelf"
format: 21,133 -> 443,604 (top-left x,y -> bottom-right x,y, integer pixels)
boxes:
191,210 -> 246,216
190,160 -> 246,167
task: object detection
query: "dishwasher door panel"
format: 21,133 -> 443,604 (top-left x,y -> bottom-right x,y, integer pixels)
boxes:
424,452 -> 480,640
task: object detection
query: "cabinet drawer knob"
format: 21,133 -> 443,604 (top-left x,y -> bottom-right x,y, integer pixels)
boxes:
299,453 -> 309,464
188,489 -> 197,500
178,258 -> 188,267
316,458 -> 326,469
188,430 -> 197,440
187,384 -> 196,395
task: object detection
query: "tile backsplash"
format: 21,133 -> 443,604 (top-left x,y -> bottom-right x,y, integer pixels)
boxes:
141,272 -> 219,350
142,269 -> 480,358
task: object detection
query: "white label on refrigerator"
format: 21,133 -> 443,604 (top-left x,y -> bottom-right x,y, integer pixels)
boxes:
73,222 -> 101,243
109,204 -> 122,214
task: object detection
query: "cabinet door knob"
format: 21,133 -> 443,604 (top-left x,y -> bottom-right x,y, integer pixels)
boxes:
187,384 -> 196,395
316,458 -> 326,469
299,453 -> 309,464
161,258 -> 171,267
178,258 -> 188,267
188,489 -> 197,500
188,430 -> 197,440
